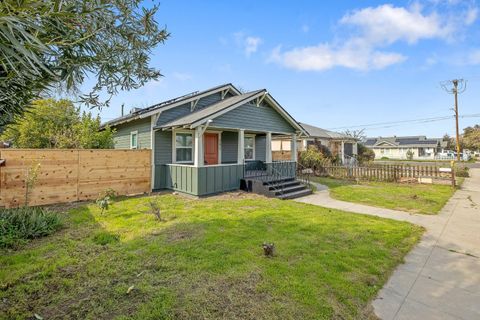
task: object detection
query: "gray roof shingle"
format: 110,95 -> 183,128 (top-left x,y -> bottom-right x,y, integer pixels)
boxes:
299,123 -> 353,140
365,136 -> 442,147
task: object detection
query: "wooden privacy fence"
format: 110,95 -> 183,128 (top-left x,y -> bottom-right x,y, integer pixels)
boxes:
318,163 -> 453,183
0,149 -> 151,208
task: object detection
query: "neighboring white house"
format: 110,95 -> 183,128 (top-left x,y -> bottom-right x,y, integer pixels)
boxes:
363,136 -> 445,160
272,123 -> 358,164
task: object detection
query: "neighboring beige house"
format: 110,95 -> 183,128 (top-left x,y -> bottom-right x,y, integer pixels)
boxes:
363,136 -> 444,160
272,122 -> 358,163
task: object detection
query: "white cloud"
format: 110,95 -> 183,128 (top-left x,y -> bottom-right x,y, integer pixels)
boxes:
234,32 -> 263,57
467,50 -> 480,64
172,72 -> 192,81
245,36 -> 262,56
465,7 -> 478,25
339,4 -> 452,44
270,3 -> 477,72
270,40 -> 406,71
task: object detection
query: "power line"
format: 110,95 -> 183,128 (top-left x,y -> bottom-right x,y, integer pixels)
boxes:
327,113 -> 480,131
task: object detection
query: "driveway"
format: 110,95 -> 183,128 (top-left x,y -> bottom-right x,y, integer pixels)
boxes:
296,169 -> 480,320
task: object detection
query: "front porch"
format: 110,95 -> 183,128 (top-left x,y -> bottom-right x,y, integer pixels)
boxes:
153,127 -> 300,196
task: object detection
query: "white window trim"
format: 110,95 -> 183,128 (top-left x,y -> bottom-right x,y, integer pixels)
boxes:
130,131 -> 138,149
172,129 -> 194,164
244,134 -> 256,161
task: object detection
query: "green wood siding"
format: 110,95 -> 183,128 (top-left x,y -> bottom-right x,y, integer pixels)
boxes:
113,117 -> 151,149
211,103 -> 296,134
154,130 -> 172,165
255,135 -> 266,162
155,164 -> 244,195
221,131 -> 238,163
156,92 -> 233,127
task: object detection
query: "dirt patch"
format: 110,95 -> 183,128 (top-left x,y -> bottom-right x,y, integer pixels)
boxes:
164,224 -> 204,243
208,191 -> 265,200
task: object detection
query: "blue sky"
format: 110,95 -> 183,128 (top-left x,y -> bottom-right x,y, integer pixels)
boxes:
83,0 -> 480,138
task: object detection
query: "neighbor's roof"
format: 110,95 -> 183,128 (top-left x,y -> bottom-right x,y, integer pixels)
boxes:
156,90 -> 265,129
364,136 -> 442,147
101,83 -> 240,128
299,123 -> 355,140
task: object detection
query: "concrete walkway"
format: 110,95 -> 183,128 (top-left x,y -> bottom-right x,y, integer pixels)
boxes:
296,170 -> 480,320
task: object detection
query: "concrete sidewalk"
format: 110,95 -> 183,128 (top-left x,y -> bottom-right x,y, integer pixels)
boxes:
296,170 -> 480,320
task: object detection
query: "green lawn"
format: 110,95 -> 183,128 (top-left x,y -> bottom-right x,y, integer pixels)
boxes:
1,194 -> 423,320
313,177 -> 455,214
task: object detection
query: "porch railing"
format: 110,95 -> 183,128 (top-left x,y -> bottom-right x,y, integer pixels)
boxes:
244,160 -> 297,181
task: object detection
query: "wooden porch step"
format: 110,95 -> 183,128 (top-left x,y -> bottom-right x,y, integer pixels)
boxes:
277,188 -> 313,200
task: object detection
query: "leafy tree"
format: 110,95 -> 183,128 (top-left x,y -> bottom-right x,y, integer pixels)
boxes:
357,144 -> 375,164
0,0 -> 169,126
1,99 -> 114,148
462,125 -> 480,151
442,134 -> 454,150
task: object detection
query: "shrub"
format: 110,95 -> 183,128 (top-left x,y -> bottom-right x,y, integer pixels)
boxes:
147,198 -> 163,221
96,188 -> 117,214
357,144 -> 375,164
299,145 -> 331,172
380,156 -> 389,160
0,207 -> 62,248
406,150 -> 414,160
455,166 -> 469,177
92,231 -> 120,245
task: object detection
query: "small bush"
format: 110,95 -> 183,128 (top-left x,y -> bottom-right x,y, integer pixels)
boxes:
146,198 -> 163,221
96,188 -> 117,214
380,156 -> 389,160
92,232 -> 120,245
455,166 -> 469,177
0,207 -> 62,249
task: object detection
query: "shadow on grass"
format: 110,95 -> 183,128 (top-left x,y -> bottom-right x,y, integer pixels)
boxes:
1,195 -> 423,320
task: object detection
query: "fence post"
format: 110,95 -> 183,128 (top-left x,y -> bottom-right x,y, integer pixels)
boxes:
451,161 -> 456,188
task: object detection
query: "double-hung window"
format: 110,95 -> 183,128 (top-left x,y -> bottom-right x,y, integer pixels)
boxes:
244,136 -> 255,160
175,132 -> 193,163
130,131 -> 138,149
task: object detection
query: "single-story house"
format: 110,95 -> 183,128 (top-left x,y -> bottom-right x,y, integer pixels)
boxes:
272,123 -> 358,164
103,83 -> 311,198
363,136 -> 444,160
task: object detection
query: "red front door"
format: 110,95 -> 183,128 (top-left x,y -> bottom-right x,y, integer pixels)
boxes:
204,133 -> 219,165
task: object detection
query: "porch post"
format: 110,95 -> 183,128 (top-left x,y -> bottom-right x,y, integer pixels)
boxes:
237,129 -> 245,164
291,133 -> 297,162
341,140 -> 345,164
194,126 -> 204,167
266,132 -> 272,163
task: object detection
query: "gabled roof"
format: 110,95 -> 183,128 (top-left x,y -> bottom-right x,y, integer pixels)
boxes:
101,83 -> 241,128
156,89 -> 306,134
157,90 -> 265,129
364,136 -> 442,148
299,123 -> 355,140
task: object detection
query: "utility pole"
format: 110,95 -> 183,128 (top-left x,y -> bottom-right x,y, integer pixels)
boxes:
441,79 -> 467,162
